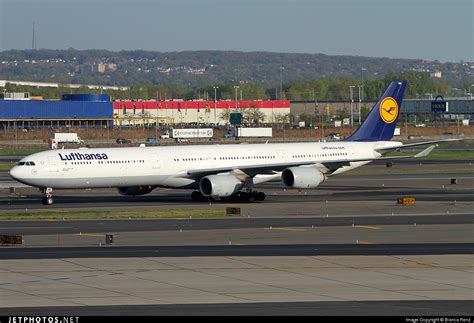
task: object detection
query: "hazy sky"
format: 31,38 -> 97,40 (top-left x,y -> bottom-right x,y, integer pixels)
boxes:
1,0 -> 472,62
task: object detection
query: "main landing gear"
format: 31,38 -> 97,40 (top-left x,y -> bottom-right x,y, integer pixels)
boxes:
238,191 -> 266,202
191,190 -> 266,202
41,187 -> 54,205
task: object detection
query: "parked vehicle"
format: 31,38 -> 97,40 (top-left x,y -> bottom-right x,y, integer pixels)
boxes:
116,138 -> 131,144
146,137 -> 157,143
160,131 -> 170,139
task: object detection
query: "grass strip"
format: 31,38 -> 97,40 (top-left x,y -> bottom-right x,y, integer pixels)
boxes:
0,209 -> 226,220
0,148 -> 45,155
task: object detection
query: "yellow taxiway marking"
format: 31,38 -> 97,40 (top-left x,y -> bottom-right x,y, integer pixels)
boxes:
353,225 -> 380,230
403,260 -> 434,267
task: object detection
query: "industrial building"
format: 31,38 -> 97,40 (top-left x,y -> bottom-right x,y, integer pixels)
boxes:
0,94 -> 113,128
113,100 -> 291,126
0,94 -> 291,128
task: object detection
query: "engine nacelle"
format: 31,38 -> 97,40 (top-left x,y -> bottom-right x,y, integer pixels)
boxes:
199,175 -> 242,197
281,167 -> 325,189
117,186 -> 154,196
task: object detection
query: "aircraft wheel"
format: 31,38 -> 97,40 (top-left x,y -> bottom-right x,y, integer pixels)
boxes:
239,192 -> 251,201
42,196 -> 54,205
191,191 -> 205,201
254,192 -> 266,202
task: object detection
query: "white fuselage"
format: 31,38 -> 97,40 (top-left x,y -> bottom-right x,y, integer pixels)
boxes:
10,141 -> 401,189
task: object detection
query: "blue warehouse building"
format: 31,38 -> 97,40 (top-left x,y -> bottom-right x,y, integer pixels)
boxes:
0,94 -> 113,128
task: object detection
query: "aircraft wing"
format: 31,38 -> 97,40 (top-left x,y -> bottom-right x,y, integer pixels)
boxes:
183,145 -> 436,179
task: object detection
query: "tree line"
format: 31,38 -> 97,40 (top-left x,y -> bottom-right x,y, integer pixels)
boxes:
3,71 -> 453,102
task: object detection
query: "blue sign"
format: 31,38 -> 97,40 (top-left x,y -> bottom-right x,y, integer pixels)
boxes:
431,95 -> 448,112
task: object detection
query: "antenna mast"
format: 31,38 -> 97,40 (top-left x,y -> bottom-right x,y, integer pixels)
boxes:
32,21 -> 37,50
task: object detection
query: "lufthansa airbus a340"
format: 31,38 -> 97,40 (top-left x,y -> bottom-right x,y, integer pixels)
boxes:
9,81 -> 457,205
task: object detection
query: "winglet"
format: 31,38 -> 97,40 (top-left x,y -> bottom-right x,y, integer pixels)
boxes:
414,145 -> 436,158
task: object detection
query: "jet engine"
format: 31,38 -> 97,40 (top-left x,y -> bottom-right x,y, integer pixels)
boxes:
117,186 -> 154,196
281,167 -> 325,189
199,175 -> 242,197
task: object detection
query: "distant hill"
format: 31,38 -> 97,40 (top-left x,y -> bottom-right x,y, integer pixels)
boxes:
0,49 -> 472,88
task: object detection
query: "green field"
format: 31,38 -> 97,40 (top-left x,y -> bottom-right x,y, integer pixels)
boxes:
0,209 -> 226,220
0,148 -> 45,155
0,162 -> 14,171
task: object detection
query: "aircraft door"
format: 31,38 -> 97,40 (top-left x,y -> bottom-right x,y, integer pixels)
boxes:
48,156 -> 59,172
151,154 -> 161,169
276,150 -> 287,163
206,154 -> 215,167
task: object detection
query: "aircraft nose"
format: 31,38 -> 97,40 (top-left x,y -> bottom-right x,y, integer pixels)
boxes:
9,166 -> 21,180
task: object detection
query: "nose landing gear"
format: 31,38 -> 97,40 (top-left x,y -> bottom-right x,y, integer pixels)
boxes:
41,187 -> 54,205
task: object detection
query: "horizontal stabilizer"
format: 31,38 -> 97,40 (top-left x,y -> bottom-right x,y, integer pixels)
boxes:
414,145 -> 436,158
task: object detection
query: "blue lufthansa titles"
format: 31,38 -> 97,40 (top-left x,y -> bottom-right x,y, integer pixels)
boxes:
59,152 -> 108,161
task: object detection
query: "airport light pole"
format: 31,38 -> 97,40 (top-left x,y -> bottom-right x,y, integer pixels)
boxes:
234,85 -> 240,111
213,86 -> 219,123
155,91 -> 159,140
349,86 -> 355,127
279,67 -> 284,100
357,85 -> 364,125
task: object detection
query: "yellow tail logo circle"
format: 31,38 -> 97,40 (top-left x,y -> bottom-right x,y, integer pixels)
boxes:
379,97 -> 398,124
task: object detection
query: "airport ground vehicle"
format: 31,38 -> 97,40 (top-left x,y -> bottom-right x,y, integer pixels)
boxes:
160,129 -> 213,139
52,133 -> 84,144
171,128 -> 213,138
10,81 -> 459,205
225,127 -> 272,138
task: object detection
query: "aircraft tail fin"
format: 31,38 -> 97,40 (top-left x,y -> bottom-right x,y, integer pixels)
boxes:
345,80 -> 407,142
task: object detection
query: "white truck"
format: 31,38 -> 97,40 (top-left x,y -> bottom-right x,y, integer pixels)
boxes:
52,133 -> 85,144
160,131 -> 170,139
225,127 -> 272,138
170,128 -> 213,139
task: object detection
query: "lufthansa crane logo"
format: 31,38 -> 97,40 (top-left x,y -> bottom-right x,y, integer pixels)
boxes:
379,97 -> 398,124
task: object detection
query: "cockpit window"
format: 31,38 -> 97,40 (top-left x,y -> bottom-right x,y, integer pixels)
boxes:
17,161 -> 35,166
